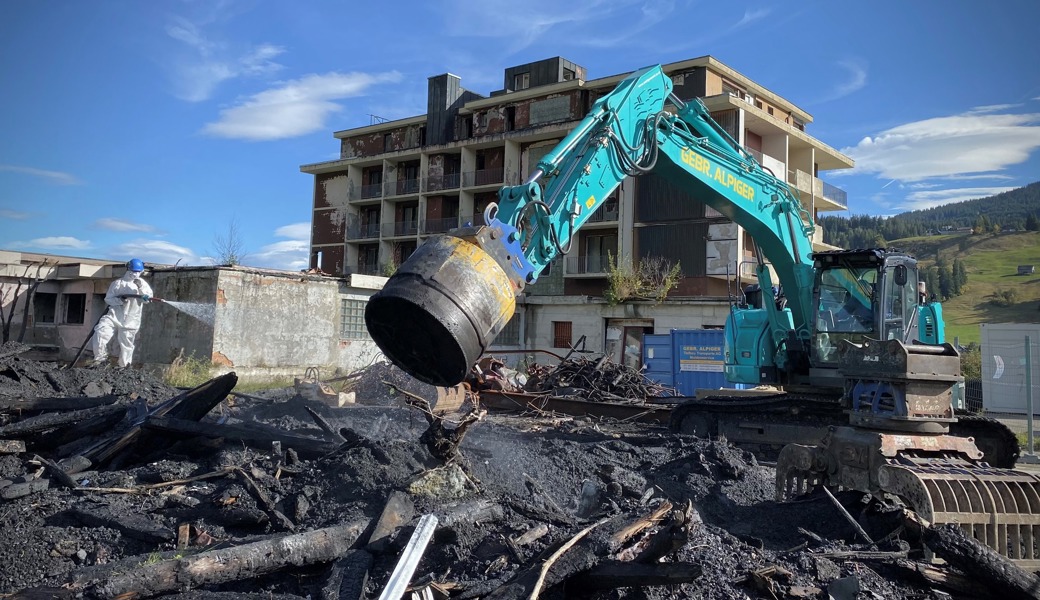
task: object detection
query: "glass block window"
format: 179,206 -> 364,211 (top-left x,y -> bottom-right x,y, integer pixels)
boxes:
493,313 -> 521,346
340,298 -> 370,340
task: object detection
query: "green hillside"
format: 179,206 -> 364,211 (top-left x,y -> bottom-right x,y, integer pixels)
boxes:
891,231 -> 1040,344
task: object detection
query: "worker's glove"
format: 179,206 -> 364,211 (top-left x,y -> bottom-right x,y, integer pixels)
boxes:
141,295 -> 151,302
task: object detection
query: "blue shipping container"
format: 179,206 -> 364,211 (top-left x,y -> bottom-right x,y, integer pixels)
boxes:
642,329 -> 744,396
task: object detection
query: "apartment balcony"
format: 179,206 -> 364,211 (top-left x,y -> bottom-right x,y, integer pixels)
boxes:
351,182 -> 383,201
385,178 -> 420,198
382,220 -> 418,237
354,262 -> 381,276
462,168 -> 504,188
345,221 -> 380,241
585,203 -> 619,225
790,169 -> 847,212
422,216 -> 461,235
564,254 -> 611,277
424,173 -> 461,193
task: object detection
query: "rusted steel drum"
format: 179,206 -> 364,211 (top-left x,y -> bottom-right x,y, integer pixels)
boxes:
365,233 -> 516,386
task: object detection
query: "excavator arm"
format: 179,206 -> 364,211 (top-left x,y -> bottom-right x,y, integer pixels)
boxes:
364,64 -> 817,387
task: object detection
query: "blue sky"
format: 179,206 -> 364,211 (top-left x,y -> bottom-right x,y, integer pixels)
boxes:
2,0 -> 1039,270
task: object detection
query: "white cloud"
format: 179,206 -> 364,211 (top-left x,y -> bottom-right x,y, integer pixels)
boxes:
0,208 -> 30,219
0,164 -> 82,185
843,111 -> 1040,181
10,236 -> 92,250
274,222 -> 311,240
735,8 -> 772,28
166,16 -> 285,102
112,239 -> 200,267
201,71 -> 403,141
93,218 -> 157,233
249,222 -> 311,270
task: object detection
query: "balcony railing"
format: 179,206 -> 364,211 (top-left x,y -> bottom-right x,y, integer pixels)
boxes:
354,262 -> 380,276
791,169 -> 847,211
586,203 -> 619,223
346,221 -> 380,240
386,178 -> 420,197
357,182 -> 382,200
565,255 -> 611,275
422,216 -> 460,234
424,173 -> 461,192
382,221 -> 418,237
462,168 -> 504,187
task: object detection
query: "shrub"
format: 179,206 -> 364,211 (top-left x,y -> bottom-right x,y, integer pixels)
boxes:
164,350 -> 214,388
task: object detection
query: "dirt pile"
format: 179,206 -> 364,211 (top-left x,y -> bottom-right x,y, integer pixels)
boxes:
0,351 -> 1022,599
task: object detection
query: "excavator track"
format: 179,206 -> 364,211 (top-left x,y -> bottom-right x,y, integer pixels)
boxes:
669,392 -> 1021,469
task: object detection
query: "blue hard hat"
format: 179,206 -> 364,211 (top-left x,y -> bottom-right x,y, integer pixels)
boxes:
127,258 -> 145,272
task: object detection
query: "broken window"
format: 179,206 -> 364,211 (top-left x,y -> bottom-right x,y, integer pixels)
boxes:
34,292 -> 57,325
514,72 -> 529,91
383,132 -> 393,153
562,68 -> 575,81
552,321 -> 572,348
340,298 -> 370,340
62,293 -> 86,325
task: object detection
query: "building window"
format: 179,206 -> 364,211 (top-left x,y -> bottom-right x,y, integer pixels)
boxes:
34,292 -> 57,324
383,132 -> 392,152
552,321 -> 572,348
563,68 -> 576,81
514,72 -> 530,90
340,298 -> 370,340
62,293 -> 86,325
493,313 -> 521,346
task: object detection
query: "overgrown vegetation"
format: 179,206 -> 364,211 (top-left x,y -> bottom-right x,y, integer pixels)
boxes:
604,253 -> 682,306
990,287 -> 1019,307
164,351 -> 215,388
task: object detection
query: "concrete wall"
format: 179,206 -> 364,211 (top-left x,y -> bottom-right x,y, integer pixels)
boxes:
137,267 -> 387,380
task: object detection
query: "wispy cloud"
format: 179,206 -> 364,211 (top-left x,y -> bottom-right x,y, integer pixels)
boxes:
816,59 -> 867,103
0,164 -> 82,185
735,7 -> 772,28
843,110 -> 1040,181
201,71 -> 403,141
0,208 -> 31,220
112,239 -> 200,266
896,187 -> 1018,211
166,16 -> 285,102
10,236 -> 92,250
93,218 -> 157,233
250,222 -> 310,271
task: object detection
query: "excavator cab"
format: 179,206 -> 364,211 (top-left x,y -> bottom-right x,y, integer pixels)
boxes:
810,250 -> 922,366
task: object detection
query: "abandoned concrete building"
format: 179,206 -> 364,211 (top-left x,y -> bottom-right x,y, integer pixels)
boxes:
0,250 -> 385,378
300,55 -> 853,366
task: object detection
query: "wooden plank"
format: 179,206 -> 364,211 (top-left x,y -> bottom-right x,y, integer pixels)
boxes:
143,416 -> 340,457
0,395 -> 118,412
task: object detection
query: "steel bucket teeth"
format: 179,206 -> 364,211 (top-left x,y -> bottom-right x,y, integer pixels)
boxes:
775,443 -> 825,502
880,463 -> 1040,568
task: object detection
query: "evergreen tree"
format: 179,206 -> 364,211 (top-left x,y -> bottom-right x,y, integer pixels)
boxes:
954,258 -> 968,293
938,265 -> 954,300
1027,213 -> 1039,231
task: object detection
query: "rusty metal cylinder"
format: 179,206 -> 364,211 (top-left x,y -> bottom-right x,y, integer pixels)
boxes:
365,233 -> 517,387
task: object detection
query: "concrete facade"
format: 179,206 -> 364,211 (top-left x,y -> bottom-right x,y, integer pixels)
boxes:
301,55 -> 855,365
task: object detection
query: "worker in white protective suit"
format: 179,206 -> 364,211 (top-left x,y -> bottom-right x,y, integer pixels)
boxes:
92,258 -> 155,367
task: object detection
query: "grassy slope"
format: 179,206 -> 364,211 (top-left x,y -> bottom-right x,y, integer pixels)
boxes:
891,231 -> 1040,344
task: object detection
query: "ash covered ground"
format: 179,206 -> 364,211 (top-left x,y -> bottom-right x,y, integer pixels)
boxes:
0,343 -> 978,599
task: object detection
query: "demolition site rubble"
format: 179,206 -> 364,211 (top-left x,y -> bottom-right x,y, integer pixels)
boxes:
0,342 -> 1037,600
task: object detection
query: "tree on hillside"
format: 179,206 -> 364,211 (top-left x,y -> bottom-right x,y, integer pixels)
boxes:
952,258 -> 967,295
1027,213 -> 1039,231
923,267 -> 940,301
938,265 -> 954,300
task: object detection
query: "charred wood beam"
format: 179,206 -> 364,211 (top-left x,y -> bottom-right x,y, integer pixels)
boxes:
82,373 -> 238,467
924,524 -> 1040,600
78,520 -> 368,599
142,416 -> 340,458
0,395 -> 118,412
0,404 -> 125,439
68,505 -> 174,545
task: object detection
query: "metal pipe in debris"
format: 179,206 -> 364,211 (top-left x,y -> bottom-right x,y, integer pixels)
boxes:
377,514 -> 438,600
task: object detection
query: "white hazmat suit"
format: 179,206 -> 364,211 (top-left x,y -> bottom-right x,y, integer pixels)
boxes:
92,271 -> 153,367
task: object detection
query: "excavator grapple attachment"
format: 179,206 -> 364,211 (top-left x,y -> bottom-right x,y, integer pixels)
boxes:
776,426 -> 1040,567
880,463 -> 1040,568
